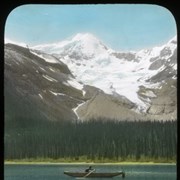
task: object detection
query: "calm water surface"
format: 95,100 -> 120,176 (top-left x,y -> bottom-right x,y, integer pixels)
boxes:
4,164 -> 176,180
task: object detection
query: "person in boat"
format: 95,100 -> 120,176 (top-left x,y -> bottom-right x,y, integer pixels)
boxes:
85,166 -> 94,172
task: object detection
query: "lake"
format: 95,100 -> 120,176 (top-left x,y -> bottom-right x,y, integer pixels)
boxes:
4,163 -> 176,180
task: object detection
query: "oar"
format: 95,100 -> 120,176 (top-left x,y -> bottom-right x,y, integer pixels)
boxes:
84,169 -> 95,178
76,169 -> 95,179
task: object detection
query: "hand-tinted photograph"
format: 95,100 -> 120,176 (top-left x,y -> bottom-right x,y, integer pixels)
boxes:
4,4 -> 177,179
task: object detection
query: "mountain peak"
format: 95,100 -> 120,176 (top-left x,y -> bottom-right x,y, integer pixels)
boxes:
32,33 -> 108,56
65,33 -> 108,57
71,33 -> 104,51
72,33 -> 98,42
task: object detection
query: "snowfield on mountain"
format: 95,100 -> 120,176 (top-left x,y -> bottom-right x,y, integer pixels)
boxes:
5,33 -> 177,121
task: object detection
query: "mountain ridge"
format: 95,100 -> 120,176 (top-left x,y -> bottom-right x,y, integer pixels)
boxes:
5,33 -> 177,121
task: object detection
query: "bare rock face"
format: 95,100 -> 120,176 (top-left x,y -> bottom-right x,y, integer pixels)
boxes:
148,95 -> 175,115
4,44 -> 84,122
149,59 -> 165,70
76,91 -> 140,121
138,79 -> 177,121
111,52 -> 137,62
82,85 -> 101,99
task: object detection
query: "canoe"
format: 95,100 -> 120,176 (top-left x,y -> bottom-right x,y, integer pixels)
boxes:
64,171 -> 125,178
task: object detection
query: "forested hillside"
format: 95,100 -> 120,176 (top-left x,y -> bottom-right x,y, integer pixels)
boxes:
5,118 -> 177,162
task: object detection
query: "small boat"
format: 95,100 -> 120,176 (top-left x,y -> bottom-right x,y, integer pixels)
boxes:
64,171 -> 125,178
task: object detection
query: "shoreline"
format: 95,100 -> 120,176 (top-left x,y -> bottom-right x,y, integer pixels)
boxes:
4,161 -> 176,165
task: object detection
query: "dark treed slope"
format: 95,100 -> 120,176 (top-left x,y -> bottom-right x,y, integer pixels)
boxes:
5,119 -> 177,162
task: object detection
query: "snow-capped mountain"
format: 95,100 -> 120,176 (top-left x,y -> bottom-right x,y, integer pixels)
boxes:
32,33 -> 177,115
33,33 -> 110,59
5,33 -> 177,122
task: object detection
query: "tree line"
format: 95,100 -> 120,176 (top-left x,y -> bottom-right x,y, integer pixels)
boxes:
4,117 -> 177,162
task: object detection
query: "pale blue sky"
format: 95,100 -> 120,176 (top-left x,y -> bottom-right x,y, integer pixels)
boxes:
5,4 -> 177,51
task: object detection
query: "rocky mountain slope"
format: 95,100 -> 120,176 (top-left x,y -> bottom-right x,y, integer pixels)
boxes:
4,34 -> 177,122
5,44 -> 84,122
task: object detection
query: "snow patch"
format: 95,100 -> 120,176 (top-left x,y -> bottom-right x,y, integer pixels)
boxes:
30,50 -> 59,63
172,75 -> 176,79
82,90 -> 86,96
38,94 -> 43,99
49,90 -> 66,96
72,101 -> 86,120
49,67 -> 55,72
40,67 -> 45,71
66,78 -> 83,90
42,75 -> 58,82
173,64 -> 177,70
141,91 -> 157,98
